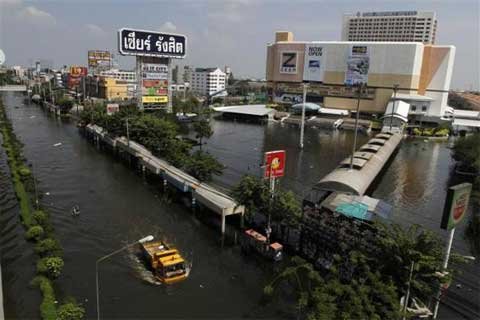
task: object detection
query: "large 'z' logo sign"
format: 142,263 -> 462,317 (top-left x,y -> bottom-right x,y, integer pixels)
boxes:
280,52 -> 297,74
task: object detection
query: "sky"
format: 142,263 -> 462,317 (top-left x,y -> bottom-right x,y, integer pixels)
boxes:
0,0 -> 479,90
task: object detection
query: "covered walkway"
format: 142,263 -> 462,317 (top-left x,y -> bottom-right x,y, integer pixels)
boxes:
85,124 -> 244,234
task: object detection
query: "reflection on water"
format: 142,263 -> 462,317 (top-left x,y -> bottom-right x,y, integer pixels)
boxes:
1,92 -> 478,319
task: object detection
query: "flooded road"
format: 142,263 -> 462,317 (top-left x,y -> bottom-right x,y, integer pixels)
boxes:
1,92 -> 478,319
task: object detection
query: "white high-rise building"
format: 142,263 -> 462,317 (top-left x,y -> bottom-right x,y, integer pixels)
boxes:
190,67 -> 226,96
342,11 -> 437,44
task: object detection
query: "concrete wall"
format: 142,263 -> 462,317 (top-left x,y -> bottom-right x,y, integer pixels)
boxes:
266,32 -> 455,117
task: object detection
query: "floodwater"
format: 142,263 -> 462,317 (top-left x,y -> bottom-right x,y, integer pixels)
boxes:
1,92 -> 478,319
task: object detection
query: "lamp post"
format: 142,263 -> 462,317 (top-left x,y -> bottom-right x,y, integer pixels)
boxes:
432,254 -> 476,319
389,84 -> 399,132
350,83 -> 364,170
96,235 -> 153,320
299,83 -> 308,149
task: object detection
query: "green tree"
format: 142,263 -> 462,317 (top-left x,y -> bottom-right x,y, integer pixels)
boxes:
184,150 -> 223,181
232,174 -> 302,226
193,119 -> 213,149
265,255 -> 401,320
37,256 -> 64,279
452,133 -> 480,173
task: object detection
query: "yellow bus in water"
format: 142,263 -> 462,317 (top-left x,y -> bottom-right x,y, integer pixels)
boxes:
141,241 -> 188,284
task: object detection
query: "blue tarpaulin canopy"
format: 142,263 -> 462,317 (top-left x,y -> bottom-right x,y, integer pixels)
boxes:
335,201 -> 370,220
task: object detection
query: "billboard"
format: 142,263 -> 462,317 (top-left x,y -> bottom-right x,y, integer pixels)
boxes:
88,50 -> 111,69
70,66 -> 88,77
141,62 -> 168,104
303,45 -> 325,82
118,28 -> 186,58
264,150 -> 286,178
441,183 -> 472,230
279,52 -> 298,74
345,45 -> 370,86
106,103 -> 120,115
67,66 -> 87,89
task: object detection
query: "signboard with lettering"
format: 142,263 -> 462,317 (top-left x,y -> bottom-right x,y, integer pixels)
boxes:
264,150 -> 286,178
118,28 -> 187,58
142,63 -> 168,80
88,50 -> 111,69
141,62 -> 168,105
142,96 -> 168,103
280,52 -> 298,74
273,82 -> 376,101
303,45 -> 325,82
345,45 -> 370,86
441,183 -> 472,230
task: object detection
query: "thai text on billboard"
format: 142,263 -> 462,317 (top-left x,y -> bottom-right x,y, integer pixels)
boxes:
118,28 -> 186,58
345,45 -> 369,86
88,50 -> 111,68
303,45 -> 325,82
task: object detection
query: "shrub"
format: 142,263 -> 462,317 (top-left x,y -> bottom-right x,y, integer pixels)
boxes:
31,276 -> 57,320
57,302 -> 85,320
37,256 -> 64,279
26,225 -> 44,241
33,210 -> 49,227
18,165 -> 31,177
35,238 -> 63,257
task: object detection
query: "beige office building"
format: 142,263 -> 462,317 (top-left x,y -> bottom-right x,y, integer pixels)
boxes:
266,31 -> 455,119
342,11 -> 437,44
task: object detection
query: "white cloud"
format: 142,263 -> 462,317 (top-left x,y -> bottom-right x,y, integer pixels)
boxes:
159,21 -> 177,32
16,6 -> 56,26
84,23 -> 107,37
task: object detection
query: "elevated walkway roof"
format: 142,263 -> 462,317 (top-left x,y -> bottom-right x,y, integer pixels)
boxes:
213,105 -> 275,116
314,133 -> 402,196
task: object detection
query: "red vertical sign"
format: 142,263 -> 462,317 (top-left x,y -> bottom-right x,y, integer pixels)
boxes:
264,150 -> 286,178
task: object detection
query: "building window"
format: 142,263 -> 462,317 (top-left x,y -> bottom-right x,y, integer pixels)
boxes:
411,105 -> 417,112
422,105 -> 427,112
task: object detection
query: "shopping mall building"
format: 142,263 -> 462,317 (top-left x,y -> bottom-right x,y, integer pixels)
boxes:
266,31 -> 455,121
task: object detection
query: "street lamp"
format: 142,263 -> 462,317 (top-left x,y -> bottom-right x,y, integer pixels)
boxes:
96,235 -> 154,320
432,254 -> 476,319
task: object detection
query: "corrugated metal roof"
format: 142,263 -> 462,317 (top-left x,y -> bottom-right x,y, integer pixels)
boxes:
213,105 -> 275,116
453,118 -> 480,128
314,133 -> 403,195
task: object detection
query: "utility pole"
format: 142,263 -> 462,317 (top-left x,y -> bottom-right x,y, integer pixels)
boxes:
126,118 -> 130,147
433,228 -> 456,319
266,163 -> 274,244
299,83 -> 308,149
402,261 -> 415,320
350,84 -> 363,170
390,84 -> 399,132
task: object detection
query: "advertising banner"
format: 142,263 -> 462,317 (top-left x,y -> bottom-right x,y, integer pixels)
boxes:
141,62 -> 168,104
118,28 -> 186,58
280,52 -> 298,74
88,50 -> 111,68
141,63 -> 168,80
264,150 -> 286,178
441,183 -> 472,230
345,45 -> 370,86
272,82 -> 376,102
142,96 -> 168,103
106,103 -> 120,115
67,66 -> 87,89
303,45 -> 325,82
70,66 -> 88,77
